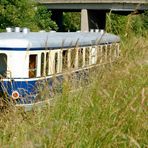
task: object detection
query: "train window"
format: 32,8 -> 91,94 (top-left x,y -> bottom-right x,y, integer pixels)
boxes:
102,45 -> 106,62
107,44 -> 111,62
78,48 -> 83,68
41,53 -> 45,76
62,50 -> 68,71
0,53 -> 7,77
104,45 -> 108,62
115,43 -> 120,57
46,53 -> 49,75
71,48 -> 76,68
97,46 -> 102,64
85,47 -> 89,66
29,55 -> 37,78
111,43 -> 117,58
55,52 -> 58,73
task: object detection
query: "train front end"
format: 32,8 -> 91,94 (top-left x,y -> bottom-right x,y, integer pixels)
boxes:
0,50 -> 39,105
0,31 -> 39,106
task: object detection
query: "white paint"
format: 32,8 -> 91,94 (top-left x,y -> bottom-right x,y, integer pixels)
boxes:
8,51 -> 28,78
0,39 -> 31,48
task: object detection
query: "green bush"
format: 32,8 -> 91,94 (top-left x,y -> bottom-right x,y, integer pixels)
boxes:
106,11 -> 148,36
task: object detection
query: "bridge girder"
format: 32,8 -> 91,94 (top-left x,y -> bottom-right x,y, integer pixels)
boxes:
38,1 -> 148,31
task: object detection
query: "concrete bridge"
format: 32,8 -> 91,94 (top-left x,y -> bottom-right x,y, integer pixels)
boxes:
38,0 -> 148,31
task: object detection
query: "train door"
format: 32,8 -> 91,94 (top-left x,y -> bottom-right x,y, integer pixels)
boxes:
0,53 -> 7,77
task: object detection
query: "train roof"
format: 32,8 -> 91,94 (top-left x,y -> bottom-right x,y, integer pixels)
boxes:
0,31 -> 120,50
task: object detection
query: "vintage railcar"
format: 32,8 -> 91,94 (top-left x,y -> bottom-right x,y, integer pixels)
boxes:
0,27 -> 120,107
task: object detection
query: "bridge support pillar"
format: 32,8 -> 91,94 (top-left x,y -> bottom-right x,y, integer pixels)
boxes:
81,9 -> 106,32
81,9 -> 89,32
51,10 -> 63,31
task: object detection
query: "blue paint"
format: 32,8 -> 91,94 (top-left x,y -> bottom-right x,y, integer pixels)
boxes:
0,75 -> 64,104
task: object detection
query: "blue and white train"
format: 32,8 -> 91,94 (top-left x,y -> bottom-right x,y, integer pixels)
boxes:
0,27 -> 120,106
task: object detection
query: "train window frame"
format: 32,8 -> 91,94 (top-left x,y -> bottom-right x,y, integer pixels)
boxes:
29,54 -> 37,78
107,44 -> 112,62
96,45 -> 102,64
70,48 -> 76,69
85,47 -> 90,66
78,48 -> 84,68
111,43 -> 120,59
115,43 -> 120,57
0,53 -> 7,78
102,45 -> 106,63
62,49 -> 68,71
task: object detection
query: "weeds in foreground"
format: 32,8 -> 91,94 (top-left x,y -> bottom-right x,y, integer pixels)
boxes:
0,34 -> 148,147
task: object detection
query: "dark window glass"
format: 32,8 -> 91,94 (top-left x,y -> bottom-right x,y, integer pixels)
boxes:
78,48 -> 83,68
41,53 -> 44,76
46,53 -> 49,75
55,52 -> 58,73
97,46 -> 102,64
0,54 -> 7,77
71,48 -> 76,68
29,55 -> 37,78
62,50 -> 68,71
85,47 -> 89,66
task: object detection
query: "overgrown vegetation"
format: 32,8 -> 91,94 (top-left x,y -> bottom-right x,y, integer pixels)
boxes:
0,2 -> 147,147
0,13 -> 148,148
106,11 -> 148,36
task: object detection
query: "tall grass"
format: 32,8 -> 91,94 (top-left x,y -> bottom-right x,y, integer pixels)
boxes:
0,17 -> 148,147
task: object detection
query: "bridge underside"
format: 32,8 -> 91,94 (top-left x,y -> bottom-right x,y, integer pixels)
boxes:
45,2 -> 147,11
42,2 -> 148,31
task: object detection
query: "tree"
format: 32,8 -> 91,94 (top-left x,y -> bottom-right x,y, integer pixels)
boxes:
0,0 -> 57,32
35,6 -> 58,31
63,12 -> 80,31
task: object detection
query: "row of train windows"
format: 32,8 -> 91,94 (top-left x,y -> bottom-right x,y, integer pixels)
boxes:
0,44 -> 119,78
29,44 -> 119,78
29,48 -> 90,78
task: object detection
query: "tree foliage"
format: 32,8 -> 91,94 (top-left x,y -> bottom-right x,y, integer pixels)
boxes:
106,11 -> 148,36
35,6 -> 58,31
63,12 -> 80,31
0,0 -> 57,32
142,11 -> 148,30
